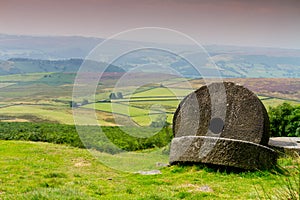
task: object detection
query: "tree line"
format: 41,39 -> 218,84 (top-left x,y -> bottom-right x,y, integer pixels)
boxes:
269,102 -> 299,137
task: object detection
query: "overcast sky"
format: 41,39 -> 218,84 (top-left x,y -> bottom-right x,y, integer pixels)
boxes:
0,0 -> 300,49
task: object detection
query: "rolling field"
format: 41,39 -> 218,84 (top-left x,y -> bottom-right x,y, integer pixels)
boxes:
0,83 -> 15,89
82,85 -> 193,126
0,105 -> 73,123
82,85 -> 299,126
84,102 -> 149,117
0,104 -> 126,126
129,87 -> 192,98
259,96 -> 300,109
0,73 -> 50,82
0,73 -> 299,199
0,74 -> 299,126
1,30 -> 300,200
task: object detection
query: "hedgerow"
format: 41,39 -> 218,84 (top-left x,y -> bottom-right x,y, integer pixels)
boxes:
0,122 -> 172,154
269,103 -> 300,137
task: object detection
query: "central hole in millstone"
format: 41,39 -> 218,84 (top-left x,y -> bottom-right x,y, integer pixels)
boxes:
209,117 -> 224,134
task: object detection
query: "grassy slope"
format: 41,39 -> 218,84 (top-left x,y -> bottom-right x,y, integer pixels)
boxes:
84,87 -> 299,126
129,87 -> 192,98
0,105 -> 74,123
0,73 -> 50,82
0,140 -> 298,199
1,90 -> 298,126
0,105 -> 120,126
0,75 -> 299,126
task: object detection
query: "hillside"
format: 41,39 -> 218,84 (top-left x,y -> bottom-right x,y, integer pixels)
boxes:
0,75 -> 299,126
1,34 -> 300,78
213,54 -> 300,78
0,140 -> 298,199
0,58 -> 125,75
0,34 -> 102,60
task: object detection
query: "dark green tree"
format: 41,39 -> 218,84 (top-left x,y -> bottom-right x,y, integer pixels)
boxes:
109,93 -> 117,99
82,99 -> 89,105
69,101 -> 78,108
150,115 -> 169,128
116,92 -> 123,99
269,103 -> 300,137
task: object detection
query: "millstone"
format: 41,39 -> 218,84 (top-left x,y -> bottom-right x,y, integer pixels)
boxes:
169,136 -> 277,170
173,82 -> 270,145
169,82 -> 277,170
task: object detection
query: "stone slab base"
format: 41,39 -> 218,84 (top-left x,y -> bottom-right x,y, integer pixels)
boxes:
169,136 -> 277,170
269,137 -> 300,157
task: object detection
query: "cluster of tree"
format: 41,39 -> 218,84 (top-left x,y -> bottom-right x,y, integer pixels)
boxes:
109,92 -> 123,99
269,103 -> 300,137
43,74 -> 52,78
150,115 -> 170,128
69,99 -> 89,108
0,122 -> 172,154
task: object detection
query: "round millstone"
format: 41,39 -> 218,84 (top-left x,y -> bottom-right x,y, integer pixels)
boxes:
169,136 -> 277,170
173,82 -> 270,145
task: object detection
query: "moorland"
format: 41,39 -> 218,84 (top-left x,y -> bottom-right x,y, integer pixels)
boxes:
0,34 -> 299,199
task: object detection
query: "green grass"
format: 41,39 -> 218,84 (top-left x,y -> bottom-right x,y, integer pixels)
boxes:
0,105 -> 117,125
129,87 -> 193,98
129,100 -> 180,112
162,77 -> 193,86
0,105 -> 115,125
0,122 -> 172,154
83,86 -> 187,126
261,98 -> 300,109
2,88 -> 298,127
35,73 -> 76,86
0,73 -> 50,82
131,114 -> 174,126
0,73 -> 75,100
83,101 -> 175,126
0,73 -> 299,127
0,83 -> 72,99
0,140 -> 298,199
83,102 -> 149,117
0,82 -> 15,88
258,95 -> 299,109
0,105 -> 75,124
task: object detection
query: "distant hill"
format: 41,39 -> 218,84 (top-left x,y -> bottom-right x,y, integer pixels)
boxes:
214,54 -> 300,78
113,49 -> 300,78
0,34 -> 102,60
0,58 -> 125,75
1,34 -> 300,78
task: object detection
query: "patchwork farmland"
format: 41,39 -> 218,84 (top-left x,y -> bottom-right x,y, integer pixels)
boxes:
0,73 -> 299,126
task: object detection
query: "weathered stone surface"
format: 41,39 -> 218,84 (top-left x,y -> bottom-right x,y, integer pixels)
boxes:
269,137 -> 300,147
136,170 -> 162,175
269,137 -> 300,157
173,82 -> 270,145
170,136 -> 277,170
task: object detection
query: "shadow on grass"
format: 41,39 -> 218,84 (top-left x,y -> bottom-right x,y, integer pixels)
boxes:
170,161 -> 288,175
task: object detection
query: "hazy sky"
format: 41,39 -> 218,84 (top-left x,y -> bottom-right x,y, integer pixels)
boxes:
1,0 -> 300,49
